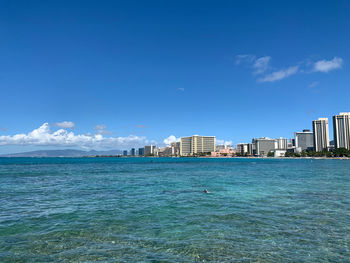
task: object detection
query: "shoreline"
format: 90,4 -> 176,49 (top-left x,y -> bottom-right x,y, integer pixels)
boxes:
1,156 -> 350,160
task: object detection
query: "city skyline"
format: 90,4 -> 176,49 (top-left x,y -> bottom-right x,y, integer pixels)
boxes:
1,111 -> 350,154
1,1 -> 349,154
75,110 -> 350,157
129,112 -> 350,158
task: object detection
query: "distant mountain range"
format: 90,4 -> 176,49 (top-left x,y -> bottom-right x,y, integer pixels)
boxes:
0,149 -> 123,157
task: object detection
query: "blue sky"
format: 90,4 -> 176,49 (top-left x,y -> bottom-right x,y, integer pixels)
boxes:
0,0 -> 349,153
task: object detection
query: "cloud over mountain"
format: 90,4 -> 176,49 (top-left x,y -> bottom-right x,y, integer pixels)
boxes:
0,123 -> 145,150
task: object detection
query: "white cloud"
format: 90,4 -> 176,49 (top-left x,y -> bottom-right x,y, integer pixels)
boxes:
216,139 -> 233,146
177,88 -> 185,92
53,121 -> 75,129
253,56 -> 271,74
163,135 -> 179,145
313,57 -> 343,73
0,123 -> 145,150
258,66 -> 299,82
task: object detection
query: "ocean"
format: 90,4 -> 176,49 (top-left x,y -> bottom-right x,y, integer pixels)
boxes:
0,157 -> 349,262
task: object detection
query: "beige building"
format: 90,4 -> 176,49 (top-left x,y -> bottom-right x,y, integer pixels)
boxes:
180,135 -> 215,156
333,112 -> 350,150
312,118 -> 330,151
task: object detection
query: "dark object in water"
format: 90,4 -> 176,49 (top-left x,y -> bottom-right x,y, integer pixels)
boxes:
203,189 -> 210,194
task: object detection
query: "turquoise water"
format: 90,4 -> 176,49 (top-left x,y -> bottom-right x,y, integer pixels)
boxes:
1,157 -> 350,262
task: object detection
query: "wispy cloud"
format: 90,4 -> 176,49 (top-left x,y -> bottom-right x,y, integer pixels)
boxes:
253,56 -> 271,74
235,54 -> 256,65
236,54 -> 270,74
136,124 -> 146,129
236,54 -> 344,83
313,57 -> 343,73
177,88 -> 185,92
53,121 -> 75,129
0,123 -> 145,150
0,127 -> 8,131
258,66 -> 299,82
94,124 -> 113,135
308,81 -> 319,88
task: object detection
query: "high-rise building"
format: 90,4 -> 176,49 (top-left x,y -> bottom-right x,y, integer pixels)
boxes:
312,118 -> 330,151
130,148 -> 136,156
170,142 -> 180,156
123,150 -> 128,156
252,137 -> 277,156
180,135 -> 215,156
236,143 -> 253,155
144,145 -> 156,156
294,129 -> 314,152
290,138 -> 295,147
333,112 -> 350,150
138,148 -> 144,156
180,137 -> 192,155
276,137 -> 288,150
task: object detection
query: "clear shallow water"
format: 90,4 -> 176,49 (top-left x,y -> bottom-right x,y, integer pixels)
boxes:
0,157 -> 350,262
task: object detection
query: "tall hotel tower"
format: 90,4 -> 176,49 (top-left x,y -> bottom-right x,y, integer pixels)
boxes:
180,135 -> 215,156
333,112 -> 350,150
312,118 -> 330,151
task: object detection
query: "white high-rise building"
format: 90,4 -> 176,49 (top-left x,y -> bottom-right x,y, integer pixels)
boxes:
333,112 -> 350,150
312,118 -> 330,151
276,137 -> 288,150
180,135 -> 215,156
